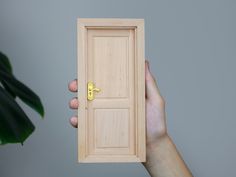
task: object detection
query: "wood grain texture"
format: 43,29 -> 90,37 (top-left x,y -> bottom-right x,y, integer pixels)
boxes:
77,18 -> 145,163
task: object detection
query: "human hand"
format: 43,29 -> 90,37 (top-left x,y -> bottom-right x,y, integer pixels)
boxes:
144,61 -> 167,148
68,62 -> 194,177
68,60 -> 167,149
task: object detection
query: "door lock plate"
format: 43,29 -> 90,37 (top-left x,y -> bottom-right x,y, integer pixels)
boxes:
87,81 -> 101,101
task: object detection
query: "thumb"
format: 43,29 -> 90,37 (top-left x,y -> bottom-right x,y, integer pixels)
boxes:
145,60 -> 161,99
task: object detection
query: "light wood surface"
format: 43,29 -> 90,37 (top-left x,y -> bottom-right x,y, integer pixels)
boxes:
77,18 -> 145,163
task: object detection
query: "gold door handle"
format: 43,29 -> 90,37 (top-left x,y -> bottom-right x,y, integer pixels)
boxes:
87,81 -> 101,101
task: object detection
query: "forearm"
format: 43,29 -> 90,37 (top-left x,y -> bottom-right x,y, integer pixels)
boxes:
143,135 -> 193,177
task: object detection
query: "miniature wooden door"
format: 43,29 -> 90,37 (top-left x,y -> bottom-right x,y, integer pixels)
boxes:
77,18 -> 145,162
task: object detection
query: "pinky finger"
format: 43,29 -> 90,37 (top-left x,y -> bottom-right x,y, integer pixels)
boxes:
70,116 -> 78,128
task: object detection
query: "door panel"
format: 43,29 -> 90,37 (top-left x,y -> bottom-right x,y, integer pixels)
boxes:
95,109 -> 129,148
89,29 -> 132,99
78,18 -> 145,162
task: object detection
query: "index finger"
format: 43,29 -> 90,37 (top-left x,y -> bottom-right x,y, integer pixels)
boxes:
68,79 -> 78,92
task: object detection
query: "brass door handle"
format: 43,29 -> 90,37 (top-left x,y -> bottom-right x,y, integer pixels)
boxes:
87,81 -> 101,101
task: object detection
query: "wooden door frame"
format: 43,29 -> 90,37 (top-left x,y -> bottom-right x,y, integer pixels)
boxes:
77,18 -> 145,162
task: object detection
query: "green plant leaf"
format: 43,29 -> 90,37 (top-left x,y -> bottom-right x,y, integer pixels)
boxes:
0,52 -> 12,74
0,86 -> 35,145
1,80 -> 17,98
0,71 -> 44,117
0,52 -> 16,98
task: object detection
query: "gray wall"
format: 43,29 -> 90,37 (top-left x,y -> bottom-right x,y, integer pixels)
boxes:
0,0 -> 235,176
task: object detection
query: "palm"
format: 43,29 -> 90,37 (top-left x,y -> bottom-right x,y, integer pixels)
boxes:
145,61 -> 167,146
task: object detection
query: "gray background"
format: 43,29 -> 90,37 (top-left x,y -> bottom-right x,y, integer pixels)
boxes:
0,0 -> 235,176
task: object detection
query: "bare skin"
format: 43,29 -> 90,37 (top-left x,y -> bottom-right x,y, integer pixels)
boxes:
68,61 -> 193,177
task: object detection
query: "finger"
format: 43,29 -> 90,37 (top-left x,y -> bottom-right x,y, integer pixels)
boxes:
70,116 -> 78,128
69,97 -> 79,109
68,79 -> 78,92
145,60 -> 161,99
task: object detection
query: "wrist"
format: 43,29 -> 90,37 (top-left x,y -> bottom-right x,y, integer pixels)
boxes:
146,133 -> 170,152
143,135 -> 170,171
